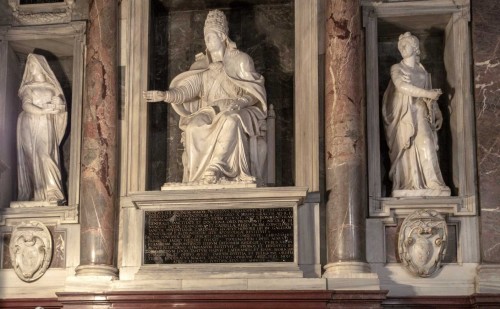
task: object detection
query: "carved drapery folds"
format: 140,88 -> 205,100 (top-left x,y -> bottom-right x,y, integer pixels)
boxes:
15,53 -> 68,206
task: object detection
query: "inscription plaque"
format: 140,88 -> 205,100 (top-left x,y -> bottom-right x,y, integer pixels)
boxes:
144,208 -> 294,264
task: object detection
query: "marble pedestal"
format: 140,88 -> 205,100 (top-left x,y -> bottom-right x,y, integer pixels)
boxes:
323,262 -> 380,290
366,198 -> 480,296
0,206 -> 80,299
117,187 -> 322,291
476,265 -> 500,293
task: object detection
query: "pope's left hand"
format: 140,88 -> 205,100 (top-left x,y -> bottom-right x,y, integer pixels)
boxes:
215,99 -> 240,112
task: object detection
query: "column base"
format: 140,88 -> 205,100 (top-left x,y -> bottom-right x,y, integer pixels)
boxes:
323,262 -> 380,290
476,264 -> 500,293
75,264 -> 118,279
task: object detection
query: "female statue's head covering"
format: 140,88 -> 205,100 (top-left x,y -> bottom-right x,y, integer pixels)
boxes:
19,53 -> 65,100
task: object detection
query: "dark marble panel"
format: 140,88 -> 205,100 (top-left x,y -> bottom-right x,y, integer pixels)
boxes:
147,0 -> 294,188
472,0 -> 500,263
144,208 -> 293,264
49,56 -> 73,199
2,233 -> 11,269
19,0 -> 64,4
0,47 -> 22,208
385,225 -> 398,263
0,1 -> 12,25
50,228 -> 66,268
159,0 -> 291,11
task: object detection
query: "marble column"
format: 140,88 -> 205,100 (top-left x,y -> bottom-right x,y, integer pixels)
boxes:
75,0 -> 118,278
472,0 -> 500,292
323,0 -> 371,278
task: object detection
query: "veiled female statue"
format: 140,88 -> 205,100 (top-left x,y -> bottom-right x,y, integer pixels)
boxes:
144,10 -> 267,185
17,53 -> 67,204
382,32 -> 450,197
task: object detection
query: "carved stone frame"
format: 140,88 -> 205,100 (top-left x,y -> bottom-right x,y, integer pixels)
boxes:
122,0 -> 322,195
8,0 -> 75,26
0,22 -> 84,297
362,0 -> 477,217
0,21 -> 86,216
119,187 -> 306,281
120,0 -> 323,279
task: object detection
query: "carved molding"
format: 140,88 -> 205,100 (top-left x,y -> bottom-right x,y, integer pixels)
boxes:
8,221 -> 53,282
8,0 -> 74,26
398,209 -> 448,277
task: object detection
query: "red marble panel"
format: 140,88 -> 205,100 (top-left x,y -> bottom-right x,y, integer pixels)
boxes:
5,292 -> 500,309
0,298 -> 61,309
56,291 -> 388,309
5,293 -> 498,309
383,296 -> 472,308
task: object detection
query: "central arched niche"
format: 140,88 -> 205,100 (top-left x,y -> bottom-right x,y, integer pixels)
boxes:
146,0 -> 295,189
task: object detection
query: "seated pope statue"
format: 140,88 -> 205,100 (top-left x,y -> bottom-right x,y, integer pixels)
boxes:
144,10 -> 267,185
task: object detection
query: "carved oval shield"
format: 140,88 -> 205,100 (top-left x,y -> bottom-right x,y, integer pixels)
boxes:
410,236 -> 433,267
398,209 -> 447,277
9,221 -> 52,282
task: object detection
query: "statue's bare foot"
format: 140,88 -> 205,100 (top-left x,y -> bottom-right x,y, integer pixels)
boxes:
203,175 -> 218,184
47,191 -> 65,205
203,166 -> 220,184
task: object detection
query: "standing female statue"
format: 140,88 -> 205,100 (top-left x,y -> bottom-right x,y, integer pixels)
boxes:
382,32 -> 450,197
144,10 -> 267,185
17,53 -> 67,204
